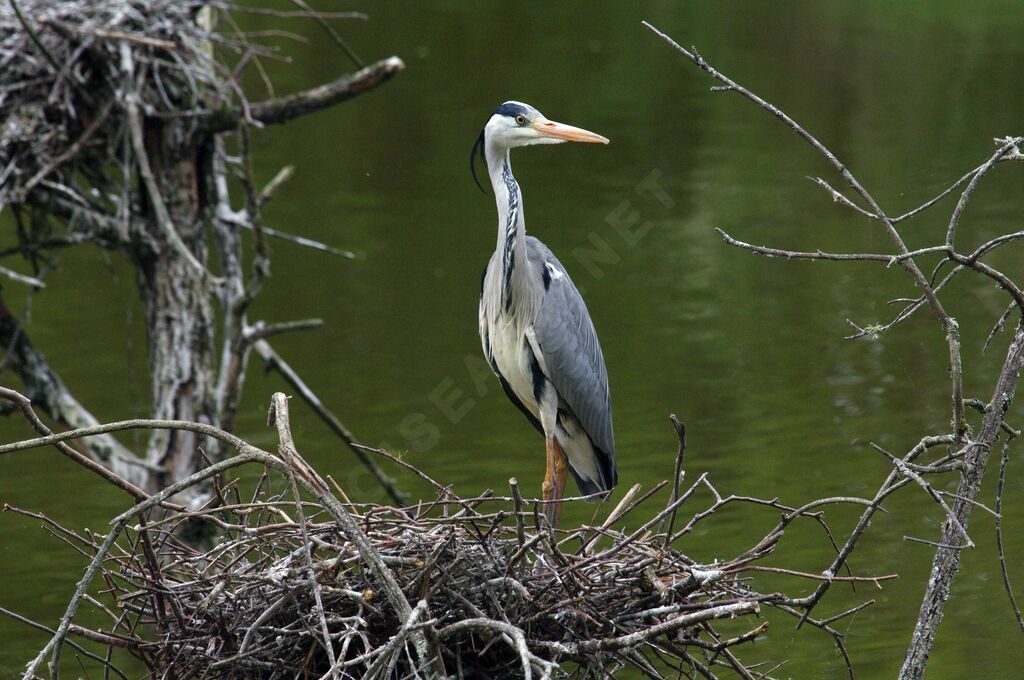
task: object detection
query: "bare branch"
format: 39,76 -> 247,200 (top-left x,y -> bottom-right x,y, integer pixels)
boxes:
995,439 -> 1024,631
716,228 -> 892,262
945,139 -> 1022,249
643,30 -> 1024,677
809,176 -> 877,219
0,306 -> 154,486
0,265 -> 45,288
661,415 -> 686,546
198,56 -> 405,134
901,321 -> 1024,678
871,443 -> 972,548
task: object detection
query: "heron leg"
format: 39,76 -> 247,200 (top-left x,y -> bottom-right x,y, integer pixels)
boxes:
542,437 -> 555,504
552,439 -> 569,528
542,437 -> 569,528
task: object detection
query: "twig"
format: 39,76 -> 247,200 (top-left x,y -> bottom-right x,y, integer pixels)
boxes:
575,602 -> 759,652
257,164 -> 295,205
287,0 -> 364,69
985,302 -> 1017,353
0,607 -> 130,680
945,140 -> 1019,249
257,223 -> 356,258
270,394 -> 339,675
995,439 -> 1024,631
871,443 -> 973,548
817,600 -> 875,627
208,4 -> 367,20
0,387 -> 179,509
0,265 -> 45,288
8,0 -> 62,75
661,415 -> 686,546
510,477 -> 526,548
717,228 -> 891,262
243,318 -> 323,342
734,565 -> 896,584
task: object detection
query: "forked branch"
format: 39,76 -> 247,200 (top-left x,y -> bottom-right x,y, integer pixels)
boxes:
644,21 -> 1024,678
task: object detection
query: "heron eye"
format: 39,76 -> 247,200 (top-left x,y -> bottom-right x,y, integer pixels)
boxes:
515,115 -> 526,125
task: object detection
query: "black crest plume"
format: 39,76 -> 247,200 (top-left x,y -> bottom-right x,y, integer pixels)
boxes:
470,126 -> 487,195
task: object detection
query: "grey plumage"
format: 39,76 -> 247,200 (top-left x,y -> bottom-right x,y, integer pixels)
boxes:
529,238 -> 616,489
477,101 -> 616,500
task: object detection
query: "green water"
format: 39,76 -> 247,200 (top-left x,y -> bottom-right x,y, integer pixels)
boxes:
3,1 -> 1024,677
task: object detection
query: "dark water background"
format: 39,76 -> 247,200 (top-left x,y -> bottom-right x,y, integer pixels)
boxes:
3,1 -> 1024,676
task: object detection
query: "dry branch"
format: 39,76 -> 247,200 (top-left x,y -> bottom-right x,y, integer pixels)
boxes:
1,389 -> 889,678
0,0 -> 405,503
644,21 -> 1024,679
197,55 -> 405,133
0,307 -> 152,488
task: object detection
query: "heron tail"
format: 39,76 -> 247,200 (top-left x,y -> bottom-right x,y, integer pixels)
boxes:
567,445 -> 616,502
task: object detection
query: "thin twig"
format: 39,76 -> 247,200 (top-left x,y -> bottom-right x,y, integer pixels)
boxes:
995,438 -> 1024,631
661,415 -> 686,546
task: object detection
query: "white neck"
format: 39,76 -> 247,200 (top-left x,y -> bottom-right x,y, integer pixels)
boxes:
486,140 -> 528,311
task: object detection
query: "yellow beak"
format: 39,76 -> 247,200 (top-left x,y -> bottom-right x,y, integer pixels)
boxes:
532,118 -> 609,144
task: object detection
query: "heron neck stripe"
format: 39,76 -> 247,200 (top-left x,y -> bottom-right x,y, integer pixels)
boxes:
500,160 -> 520,312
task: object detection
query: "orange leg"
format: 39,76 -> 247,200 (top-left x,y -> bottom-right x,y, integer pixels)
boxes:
552,440 -> 569,528
543,437 -> 570,528
542,437 -> 555,503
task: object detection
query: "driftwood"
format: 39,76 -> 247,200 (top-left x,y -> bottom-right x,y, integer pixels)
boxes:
0,388 -> 892,679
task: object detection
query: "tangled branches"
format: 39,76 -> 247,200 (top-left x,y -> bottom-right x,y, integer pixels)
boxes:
0,0 -> 406,505
0,390 -> 892,679
2,0 -> 225,228
0,0 -> 392,213
643,21 -> 1024,680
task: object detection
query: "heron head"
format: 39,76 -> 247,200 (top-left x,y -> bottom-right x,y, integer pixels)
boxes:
471,101 -> 608,192
483,101 -> 609,149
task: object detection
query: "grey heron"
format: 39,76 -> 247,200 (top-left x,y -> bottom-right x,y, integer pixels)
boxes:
475,101 -> 616,527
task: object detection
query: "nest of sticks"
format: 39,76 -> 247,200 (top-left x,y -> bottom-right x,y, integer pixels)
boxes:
0,0 -> 382,272
1,0 -> 223,209
3,393 -> 892,679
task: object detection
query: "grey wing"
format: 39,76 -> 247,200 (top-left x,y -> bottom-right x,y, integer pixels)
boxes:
527,238 -> 616,484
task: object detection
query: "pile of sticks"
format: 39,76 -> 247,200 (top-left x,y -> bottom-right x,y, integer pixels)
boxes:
1,391 -> 891,679
0,0 -> 395,282
0,0 -> 409,510
1,0 -> 225,210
